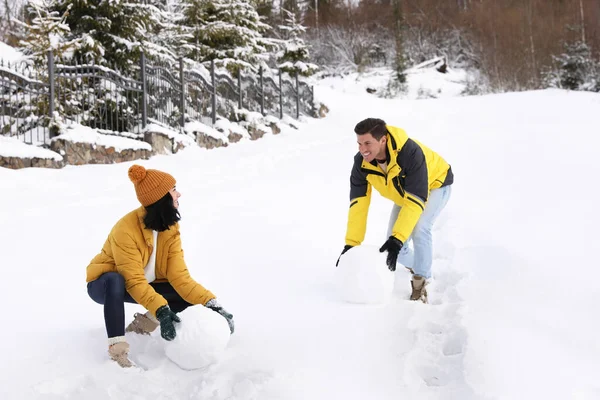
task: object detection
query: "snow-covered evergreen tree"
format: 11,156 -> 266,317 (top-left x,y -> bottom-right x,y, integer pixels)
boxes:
543,41 -> 599,92
146,0 -> 190,62
182,0 -> 276,74
0,0 -> 28,47
16,0 -> 82,67
276,8 -> 317,77
45,0 -> 174,72
181,0 -> 205,61
252,0 -> 277,27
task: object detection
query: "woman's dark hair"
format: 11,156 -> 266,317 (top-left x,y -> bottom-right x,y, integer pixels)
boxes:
354,118 -> 388,139
143,192 -> 181,231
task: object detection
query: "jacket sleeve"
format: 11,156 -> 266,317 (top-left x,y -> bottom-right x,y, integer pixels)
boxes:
391,139 -> 429,242
345,156 -> 372,246
111,231 -> 168,316
166,230 -> 215,306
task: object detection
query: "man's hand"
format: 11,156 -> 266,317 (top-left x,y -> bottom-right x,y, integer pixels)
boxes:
379,236 -> 403,271
335,245 -> 353,267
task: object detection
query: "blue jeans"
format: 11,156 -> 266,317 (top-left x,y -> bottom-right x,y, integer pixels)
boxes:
386,185 -> 452,279
87,272 -> 192,338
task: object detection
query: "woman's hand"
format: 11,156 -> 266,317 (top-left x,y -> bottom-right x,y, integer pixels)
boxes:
156,305 -> 181,340
205,299 -> 235,334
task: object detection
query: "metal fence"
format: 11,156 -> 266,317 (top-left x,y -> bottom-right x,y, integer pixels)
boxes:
0,59 -> 50,144
0,51 -> 315,145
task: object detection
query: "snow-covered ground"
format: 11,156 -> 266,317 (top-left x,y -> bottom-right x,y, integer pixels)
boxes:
316,64 -> 469,100
1,70 -> 600,399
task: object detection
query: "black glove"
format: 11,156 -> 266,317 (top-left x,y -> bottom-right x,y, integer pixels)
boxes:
156,305 -> 181,341
335,245 -> 353,267
206,299 -> 235,334
379,236 -> 403,271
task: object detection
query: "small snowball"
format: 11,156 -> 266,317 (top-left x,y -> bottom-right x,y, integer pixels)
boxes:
334,245 -> 395,304
164,305 -> 231,370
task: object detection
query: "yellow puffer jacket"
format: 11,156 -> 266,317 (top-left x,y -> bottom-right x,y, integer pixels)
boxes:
86,207 -> 215,316
345,125 -> 453,246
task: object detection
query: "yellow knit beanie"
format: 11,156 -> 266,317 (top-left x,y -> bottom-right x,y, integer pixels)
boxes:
128,164 -> 176,207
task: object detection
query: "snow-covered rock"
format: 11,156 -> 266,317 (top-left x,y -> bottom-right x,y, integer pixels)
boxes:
334,245 -> 395,305
164,305 -> 231,370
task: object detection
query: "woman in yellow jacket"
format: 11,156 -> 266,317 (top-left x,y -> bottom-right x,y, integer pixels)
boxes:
86,165 -> 234,368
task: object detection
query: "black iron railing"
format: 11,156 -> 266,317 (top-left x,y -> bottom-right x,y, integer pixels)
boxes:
0,51 -> 315,144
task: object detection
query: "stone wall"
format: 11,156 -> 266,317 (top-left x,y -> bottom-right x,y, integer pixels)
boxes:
197,134 -> 227,149
317,103 -> 329,118
144,131 -> 194,154
246,124 -> 269,140
144,132 -> 173,155
269,122 -> 281,135
2,116 -> 315,170
228,132 -> 243,143
173,141 -> 186,153
50,139 -> 151,166
195,120 -> 281,148
0,156 -> 63,169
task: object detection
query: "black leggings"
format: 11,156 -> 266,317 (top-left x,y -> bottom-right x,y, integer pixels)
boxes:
87,272 -> 192,338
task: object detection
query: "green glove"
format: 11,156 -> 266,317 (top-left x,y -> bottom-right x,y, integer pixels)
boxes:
156,305 -> 181,341
205,299 -> 235,334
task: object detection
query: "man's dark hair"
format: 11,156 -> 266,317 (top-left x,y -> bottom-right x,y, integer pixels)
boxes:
354,118 -> 388,140
143,192 -> 181,231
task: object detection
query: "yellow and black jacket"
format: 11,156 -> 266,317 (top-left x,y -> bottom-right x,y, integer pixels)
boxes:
345,125 -> 453,246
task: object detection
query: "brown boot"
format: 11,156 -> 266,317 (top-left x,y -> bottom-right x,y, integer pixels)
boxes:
126,312 -> 159,335
410,275 -> 428,303
108,342 -> 134,368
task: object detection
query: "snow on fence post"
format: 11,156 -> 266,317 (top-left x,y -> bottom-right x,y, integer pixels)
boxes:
210,60 -> 216,126
259,66 -> 264,116
279,69 -> 283,120
238,72 -> 242,110
295,74 -> 300,119
179,57 -> 185,129
47,50 -> 55,140
140,53 -> 147,129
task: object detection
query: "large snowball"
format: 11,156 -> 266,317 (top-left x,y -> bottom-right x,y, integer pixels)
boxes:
334,244 -> 395,304
164,305 -> 230,370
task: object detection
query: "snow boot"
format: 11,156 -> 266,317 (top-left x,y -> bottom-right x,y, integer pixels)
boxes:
126,311 -> 159,335
108,342 -> 134,368
410,275 -> 428,303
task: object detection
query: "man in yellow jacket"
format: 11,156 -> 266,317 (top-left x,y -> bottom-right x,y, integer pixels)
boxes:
337,118 -> 453,303
87,165 -> 234,368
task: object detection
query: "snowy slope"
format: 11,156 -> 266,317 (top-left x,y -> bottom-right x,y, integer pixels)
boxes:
316,65 -> 468,100
1,77 -> 599,399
